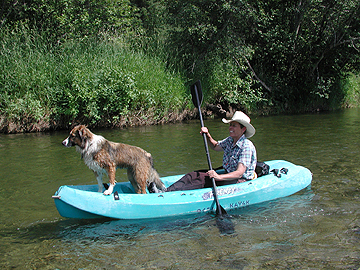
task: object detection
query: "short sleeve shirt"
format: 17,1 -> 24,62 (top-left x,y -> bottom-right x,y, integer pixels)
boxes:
218,135 -> 257,180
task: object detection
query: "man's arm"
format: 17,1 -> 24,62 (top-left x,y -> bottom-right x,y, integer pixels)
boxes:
207,163 -> 246,181
200,127 -> 223,151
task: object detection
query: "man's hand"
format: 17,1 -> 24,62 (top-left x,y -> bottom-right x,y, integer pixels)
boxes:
207,170 -> 220,180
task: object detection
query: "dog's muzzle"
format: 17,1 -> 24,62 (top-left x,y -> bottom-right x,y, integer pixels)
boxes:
62,137 -> 73,147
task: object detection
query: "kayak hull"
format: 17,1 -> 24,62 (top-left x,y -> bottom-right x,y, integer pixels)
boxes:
52,160 -> 312,220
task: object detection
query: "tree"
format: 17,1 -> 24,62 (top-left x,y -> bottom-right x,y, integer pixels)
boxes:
246,0 -> 360,108
0,0 -> 142,41
160,0 -> 360,111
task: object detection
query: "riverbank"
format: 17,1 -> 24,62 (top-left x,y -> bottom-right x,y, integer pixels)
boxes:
0,102 -> 352,134
0,109 -> 198,134
0,104 -> 236,133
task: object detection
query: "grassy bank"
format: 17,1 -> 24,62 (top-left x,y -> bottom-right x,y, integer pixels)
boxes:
0,27 -> 189,133
1,27 -> 359,133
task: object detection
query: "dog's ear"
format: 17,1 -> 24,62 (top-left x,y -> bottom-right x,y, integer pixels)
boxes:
77,126 -> 88,148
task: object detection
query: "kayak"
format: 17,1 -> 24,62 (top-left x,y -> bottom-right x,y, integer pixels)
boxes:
52,160 -> 312,220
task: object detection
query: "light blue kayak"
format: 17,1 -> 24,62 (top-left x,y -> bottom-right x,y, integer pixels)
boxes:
52,160 -> 312,220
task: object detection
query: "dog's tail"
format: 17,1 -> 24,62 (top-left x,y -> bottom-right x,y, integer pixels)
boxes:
145,151 -> 166,192
145,152 -> 154,167
148,167 -> 166,192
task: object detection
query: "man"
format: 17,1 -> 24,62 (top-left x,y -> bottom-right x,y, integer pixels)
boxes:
149,111 -> 257,192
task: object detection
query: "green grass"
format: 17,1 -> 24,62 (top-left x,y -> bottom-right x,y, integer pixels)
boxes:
0,27 -> 188,132
341,72 -> 360,107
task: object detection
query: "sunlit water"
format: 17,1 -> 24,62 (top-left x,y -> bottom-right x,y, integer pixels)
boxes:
0,109 -> 359,269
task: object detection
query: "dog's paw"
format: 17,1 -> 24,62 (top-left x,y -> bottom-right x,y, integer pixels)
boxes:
103,184 -> 114,195
103,189 -> 112,195
148,182 -> 157,193
148,182 -> 166,193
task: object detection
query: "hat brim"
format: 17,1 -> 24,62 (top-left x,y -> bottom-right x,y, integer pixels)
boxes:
222,118 -> 256,138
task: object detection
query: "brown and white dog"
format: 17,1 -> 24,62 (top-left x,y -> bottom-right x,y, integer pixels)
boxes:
62,125 -> 166,195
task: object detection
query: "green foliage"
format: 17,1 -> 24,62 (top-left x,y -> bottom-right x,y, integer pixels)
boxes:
0,25 -> 55,124
204,55 -> 266,112
0,28 -> 186,129
1,0 -> 141,41
342,73 -> 360,107
161,0 -> 360,112
1,0 -> 360,132
163,0 -> 267,112
243,0 -> 360,109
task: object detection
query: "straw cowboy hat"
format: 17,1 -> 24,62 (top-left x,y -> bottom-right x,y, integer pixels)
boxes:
222,111 -> 256,138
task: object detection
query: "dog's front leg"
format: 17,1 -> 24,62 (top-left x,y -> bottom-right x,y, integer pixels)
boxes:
94,171 -> 104,192
103,166 -> 116,195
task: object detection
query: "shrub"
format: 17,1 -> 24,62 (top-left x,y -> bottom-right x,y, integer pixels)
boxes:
0,27 -> 187,131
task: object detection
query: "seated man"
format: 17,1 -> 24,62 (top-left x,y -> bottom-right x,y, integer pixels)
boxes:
149,111 -> 257,193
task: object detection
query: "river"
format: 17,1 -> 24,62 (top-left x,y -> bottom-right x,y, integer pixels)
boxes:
0,108 -> 359,269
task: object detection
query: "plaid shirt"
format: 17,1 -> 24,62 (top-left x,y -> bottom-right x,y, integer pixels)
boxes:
218,134 -> 257,180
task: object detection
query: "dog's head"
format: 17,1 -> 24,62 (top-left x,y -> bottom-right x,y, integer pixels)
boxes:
62,125 -> 92,149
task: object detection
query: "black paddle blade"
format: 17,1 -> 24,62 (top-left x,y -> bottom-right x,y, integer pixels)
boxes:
216,214 -> 235,235
216,204 -> 227,216
190,80 -> 203,108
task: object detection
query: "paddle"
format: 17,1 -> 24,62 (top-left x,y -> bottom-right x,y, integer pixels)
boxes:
190,80 -> 227,217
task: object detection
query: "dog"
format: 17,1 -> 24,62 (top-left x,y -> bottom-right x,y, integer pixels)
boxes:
62,125 -> 166,195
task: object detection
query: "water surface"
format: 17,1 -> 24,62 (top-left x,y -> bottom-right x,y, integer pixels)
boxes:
0,109 -> 359,269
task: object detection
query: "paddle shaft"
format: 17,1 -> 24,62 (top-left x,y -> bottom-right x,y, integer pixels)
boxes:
193,85 -> 224,216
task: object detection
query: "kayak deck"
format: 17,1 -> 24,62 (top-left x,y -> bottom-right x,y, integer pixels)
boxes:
52,160 -> 312,220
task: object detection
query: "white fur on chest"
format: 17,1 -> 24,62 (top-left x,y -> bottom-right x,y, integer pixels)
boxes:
76,134 -> 107,174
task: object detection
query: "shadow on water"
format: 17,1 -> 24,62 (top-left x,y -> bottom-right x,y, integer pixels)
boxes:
13,212 -> 224,244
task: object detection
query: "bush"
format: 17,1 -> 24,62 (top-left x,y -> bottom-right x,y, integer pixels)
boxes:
0,27 -> 187,131
342,73 -> 360,107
